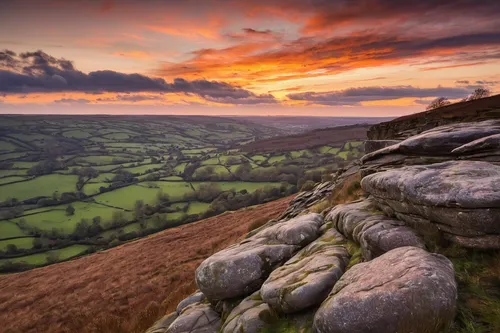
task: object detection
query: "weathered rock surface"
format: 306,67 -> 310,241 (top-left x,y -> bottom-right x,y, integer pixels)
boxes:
325,198 -> 424,259
260,229 -> 350,314
362,161 -> 500,248
176,291 -> 206,314
364,139 -> 401,154
195,213 -> 324,301
221,292 -> 276,333
313,246 -> 457,333
146,312 -> 178,333
361,120 -> 500,177
166,302 -> 221,333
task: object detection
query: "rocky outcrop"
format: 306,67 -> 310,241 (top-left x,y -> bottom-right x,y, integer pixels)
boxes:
221,292 -> 276,333
361,120 -> 500,177
280,162 -> 361,219
364,139 -> 401,154
260,229 -> 350,314
147,114 -> 500,333
326,198 -> 425,259
313,246 -> 457,333
362,160 -> 500,248
166,302 -> 221,333
195,213 -> 324,301
367,94 -> 500,140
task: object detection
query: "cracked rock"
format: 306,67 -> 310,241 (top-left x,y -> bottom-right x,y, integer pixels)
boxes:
313,246 -> 457,333
195,213 -> 324,301
221,292 -> 276,333
260,229 -> 350,314
166,302 -> 221,333
325,198 -> 424,259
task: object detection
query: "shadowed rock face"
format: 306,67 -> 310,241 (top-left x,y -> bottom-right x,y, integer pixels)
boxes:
195,213 -> 324,301
362,161 -> 500,248
313,246 -> 457,333
364,140 -> 401,154
221,292 -> 276,333
260,229 -> 350,314
326,198 -> 425,259
166,302 -> 221,333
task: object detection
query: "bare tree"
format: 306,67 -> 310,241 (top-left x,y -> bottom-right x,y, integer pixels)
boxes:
426,97 -> 451,110
469,87 -> 491,101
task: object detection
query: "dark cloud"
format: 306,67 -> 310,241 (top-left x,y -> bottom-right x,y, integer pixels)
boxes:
242,28 -> 273,35
0,50 -> 276,105
287,86 -> 471,106
54,98 -> 91,104
456,80 -> 470,84
96,94 -> 165,103
226,28 -> 279,41
475,80 -> 499,85
204,94 -> 277,105
116,94 -> 164,102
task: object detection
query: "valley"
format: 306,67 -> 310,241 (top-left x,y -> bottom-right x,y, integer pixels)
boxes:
0,115 -> 366,271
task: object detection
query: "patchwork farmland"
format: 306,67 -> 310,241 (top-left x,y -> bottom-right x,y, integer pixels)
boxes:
0,115 -> 365,271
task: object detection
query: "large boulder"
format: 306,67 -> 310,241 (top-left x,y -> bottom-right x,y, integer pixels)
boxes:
195,213 -> 324,301
325,198 -> 424,259
313,246 -> 457,333
362,161 -> 500,248
221,292 -> 276,333
260,229 -> 350,314
166,302 -> 221,333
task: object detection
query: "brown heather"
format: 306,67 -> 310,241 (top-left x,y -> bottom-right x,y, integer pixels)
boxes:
0,196 -> 293,333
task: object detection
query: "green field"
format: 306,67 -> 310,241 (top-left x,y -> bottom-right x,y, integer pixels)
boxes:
0,245 -> 89,266
0,174 -> 78,202
0,176 -> 30,185
11,202 -> 126,233
0,237 -> 35,251
122,163 -> 163,174
0,221 -> 26,238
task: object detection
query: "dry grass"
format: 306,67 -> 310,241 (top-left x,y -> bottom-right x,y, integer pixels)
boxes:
0,196 -> 293,333
241,124 -> 369,153
329,172 -> 364,206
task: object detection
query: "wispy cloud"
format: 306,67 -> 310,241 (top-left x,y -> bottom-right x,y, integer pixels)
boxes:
287,85 -> 472,106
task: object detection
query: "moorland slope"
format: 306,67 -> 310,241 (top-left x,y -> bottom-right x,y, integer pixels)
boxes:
0,196 -> 293,333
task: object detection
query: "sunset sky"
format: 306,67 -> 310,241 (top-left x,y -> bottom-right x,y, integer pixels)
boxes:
1,0 -> 499,116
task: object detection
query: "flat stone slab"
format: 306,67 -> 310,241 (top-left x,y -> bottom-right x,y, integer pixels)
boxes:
221,292 -> 276,333
195,213 -> 324,301
362,161 -> 500,248
166,302 -> 221,333
313,246 -> 457,333
362,120 -> 500,162
261,229 -> 350,314
326,198 -> 424,259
